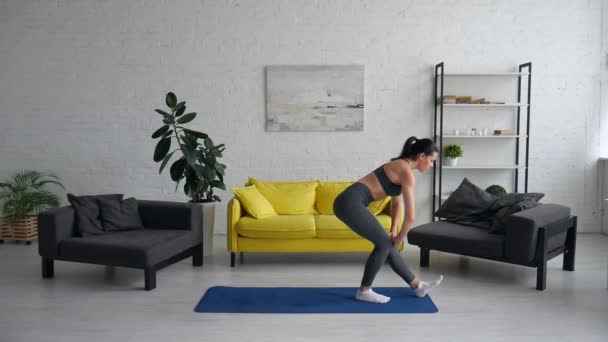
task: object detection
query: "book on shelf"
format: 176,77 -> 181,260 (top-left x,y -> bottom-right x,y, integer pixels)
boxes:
456,96 -> 472,104
471,98 -> 485,104
442,95 -> 456,104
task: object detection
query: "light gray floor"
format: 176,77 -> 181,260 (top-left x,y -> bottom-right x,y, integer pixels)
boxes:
0,234 -> 607,342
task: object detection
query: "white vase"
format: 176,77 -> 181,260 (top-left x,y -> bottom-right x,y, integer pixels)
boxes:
445,157 -> 459,166
197,202 -> 216,256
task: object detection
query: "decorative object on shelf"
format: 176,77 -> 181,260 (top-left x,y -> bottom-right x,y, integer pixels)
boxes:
0,170 -> 64,245
152,92 -> 228,256
485,184 -> 507,197
265,65 -> 364,131
444,144 -> 463,166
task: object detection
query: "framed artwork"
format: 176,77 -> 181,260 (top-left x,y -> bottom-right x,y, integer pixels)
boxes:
266,65 -> 364,131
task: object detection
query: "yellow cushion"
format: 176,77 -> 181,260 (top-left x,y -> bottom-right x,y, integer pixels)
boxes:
315,214 -> 392,238
248,177 -> 319,215
236,215 -> 316,239
315,181 -> 351,215
368,196 -> 392,215
316,181 -> 391,215
231,185 -> 277,219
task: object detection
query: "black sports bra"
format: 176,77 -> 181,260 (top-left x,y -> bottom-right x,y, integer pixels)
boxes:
373,164 -> 402,196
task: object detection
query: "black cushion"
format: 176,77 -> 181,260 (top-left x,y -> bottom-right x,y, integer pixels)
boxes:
58,229 -> 197,268
408,220 -> 505,259
488,193 -> 545,234
435,177 -> 497,226
67,193 -> 124,237
98,197 -> 144,232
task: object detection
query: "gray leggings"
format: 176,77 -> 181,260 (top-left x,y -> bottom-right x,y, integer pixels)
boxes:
333,182 -> 416,287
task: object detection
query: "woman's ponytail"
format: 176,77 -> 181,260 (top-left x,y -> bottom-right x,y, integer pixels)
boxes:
391,136 -> 438,161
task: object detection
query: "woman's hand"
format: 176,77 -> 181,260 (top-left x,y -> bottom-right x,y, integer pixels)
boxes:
391,231 -> 406,245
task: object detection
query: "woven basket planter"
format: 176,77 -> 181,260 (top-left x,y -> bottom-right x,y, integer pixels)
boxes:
0,215 -> 38,245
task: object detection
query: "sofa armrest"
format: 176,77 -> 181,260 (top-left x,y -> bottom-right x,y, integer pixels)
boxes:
137,200 -> 202,241
505,203 -> 571,265
227,197 -> 242,252
38,206 -> 76,258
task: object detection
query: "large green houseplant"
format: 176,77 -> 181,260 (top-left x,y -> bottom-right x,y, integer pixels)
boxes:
0,170 -> 64,244
152,92 -> 227,203
151,92 -> 227,256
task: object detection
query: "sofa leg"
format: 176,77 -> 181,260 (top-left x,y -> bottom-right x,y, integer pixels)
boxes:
536,228 -> 548,291
145,268 -> 156,291
240,252 -> 244,264
230,253 -> 236,267
537,261 -> 547,291
563,219 -> 577,271
42,258 -> 54,278
192,243 -> 203,267
420,248 -> 430,267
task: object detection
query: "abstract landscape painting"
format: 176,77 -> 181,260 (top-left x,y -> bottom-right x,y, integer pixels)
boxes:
266,65 -> 364,131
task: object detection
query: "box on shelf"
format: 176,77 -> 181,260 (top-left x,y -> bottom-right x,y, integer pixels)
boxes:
494,129 -> 515,135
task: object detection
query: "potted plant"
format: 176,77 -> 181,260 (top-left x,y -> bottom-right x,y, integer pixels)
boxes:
151,92 -> 227,256
0,171 -> 64,245
486,184 -> 507,197
444,144 -> 463,166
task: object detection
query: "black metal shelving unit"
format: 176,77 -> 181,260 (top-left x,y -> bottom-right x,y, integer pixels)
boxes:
432,62 -> 532,221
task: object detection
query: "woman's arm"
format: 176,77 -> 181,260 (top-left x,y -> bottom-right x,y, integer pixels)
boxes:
396,170 -> 416,241
389,195 -> 403,236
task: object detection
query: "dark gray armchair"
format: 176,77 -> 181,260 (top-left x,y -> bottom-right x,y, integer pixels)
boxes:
408,203 -> 577,290
38,200 -> 203,291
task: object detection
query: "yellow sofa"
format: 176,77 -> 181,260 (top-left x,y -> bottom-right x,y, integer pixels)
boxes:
227,178 -> 404,266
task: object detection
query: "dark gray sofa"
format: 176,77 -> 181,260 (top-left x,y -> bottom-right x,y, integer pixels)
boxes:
408,203 -> 577,290
38,200 -> 203,291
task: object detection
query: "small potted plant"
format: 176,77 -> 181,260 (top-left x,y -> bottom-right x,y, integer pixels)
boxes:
444,144 -> 463,166
0,171 -> 64,245
151,92 -> 227,256
486,184 -> 507,197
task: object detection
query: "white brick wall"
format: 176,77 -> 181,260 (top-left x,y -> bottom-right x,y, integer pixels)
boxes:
0,0 -> 603,233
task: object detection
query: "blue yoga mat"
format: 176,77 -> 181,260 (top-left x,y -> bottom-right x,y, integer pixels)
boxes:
194,286 -> 438,313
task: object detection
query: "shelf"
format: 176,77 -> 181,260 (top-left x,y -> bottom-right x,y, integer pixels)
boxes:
441,72 -> 529,76
442,135 -> 525,138
442,165 -> 527,169
432,62 -> 532,222
442,103 -> 527,107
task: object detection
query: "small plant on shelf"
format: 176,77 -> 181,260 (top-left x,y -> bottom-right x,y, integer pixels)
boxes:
444,144 -> 463,166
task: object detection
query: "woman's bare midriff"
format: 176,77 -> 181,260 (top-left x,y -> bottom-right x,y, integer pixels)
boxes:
356,159 -> 407,202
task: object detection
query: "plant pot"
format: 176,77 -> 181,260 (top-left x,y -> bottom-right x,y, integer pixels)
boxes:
0,215 -> 38,245
196,202 -> 216,256
444,157 -> 459,166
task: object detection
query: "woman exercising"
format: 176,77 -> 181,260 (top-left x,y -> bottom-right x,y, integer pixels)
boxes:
333,136 -> 443,303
